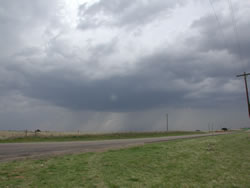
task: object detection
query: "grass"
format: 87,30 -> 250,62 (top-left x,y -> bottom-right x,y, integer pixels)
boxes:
0,132 -> 249,187
0,131 -> 204,143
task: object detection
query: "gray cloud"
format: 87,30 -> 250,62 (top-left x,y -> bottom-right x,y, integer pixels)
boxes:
78,0 -> 186,29
0,0 -> 249,131
190,2 -> 250,62
1,43 -> 245,113
0,0 -> 60,57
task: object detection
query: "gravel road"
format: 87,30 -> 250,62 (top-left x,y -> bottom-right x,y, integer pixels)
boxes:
0,132 -> 230,162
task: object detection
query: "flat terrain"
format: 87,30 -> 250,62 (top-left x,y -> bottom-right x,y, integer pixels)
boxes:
0,132 -> 227,162
0,132 -> 249,187
0,131 -> 205,143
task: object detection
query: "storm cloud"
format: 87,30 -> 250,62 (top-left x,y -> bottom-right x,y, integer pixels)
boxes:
0,0 -> 249,132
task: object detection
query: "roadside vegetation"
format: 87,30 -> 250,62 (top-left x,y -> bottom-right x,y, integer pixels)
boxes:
0,132 -> 249,187
0,131 -> 204,143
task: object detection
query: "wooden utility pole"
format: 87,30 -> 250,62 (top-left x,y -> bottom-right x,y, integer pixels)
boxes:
236,72 -> 250,118
166,113 -> 168,132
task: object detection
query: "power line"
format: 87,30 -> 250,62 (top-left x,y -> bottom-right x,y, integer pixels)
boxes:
208,0 -> 227,48
209,0 -> 244,72
166,113 -> 168,132
227,0 -> 242,59
208,0 -> 221,29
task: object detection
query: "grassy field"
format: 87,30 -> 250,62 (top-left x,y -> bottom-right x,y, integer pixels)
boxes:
0,132 -> 249,187
0,131 -> 205,143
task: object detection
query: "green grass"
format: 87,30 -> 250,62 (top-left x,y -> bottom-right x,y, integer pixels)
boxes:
0,131 -> 204,143
0,132 -> 249,187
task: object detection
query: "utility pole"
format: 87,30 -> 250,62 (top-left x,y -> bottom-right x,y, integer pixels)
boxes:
166,113 -> 168,132
236,72 -> 250,118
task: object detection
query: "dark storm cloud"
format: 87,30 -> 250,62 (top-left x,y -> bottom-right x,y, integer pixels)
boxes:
7,64 -> 183,112
2,42 -> 244,112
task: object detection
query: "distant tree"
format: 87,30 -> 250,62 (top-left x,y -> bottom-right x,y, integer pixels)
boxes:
221,128 -> 228,131
35,129 -> 41,133
34,129 -> 41,136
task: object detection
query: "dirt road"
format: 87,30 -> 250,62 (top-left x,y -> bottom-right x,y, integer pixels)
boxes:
0,132 -> 230,162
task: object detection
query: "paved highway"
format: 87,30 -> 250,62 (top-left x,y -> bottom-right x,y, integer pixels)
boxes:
0,132 -> 230,162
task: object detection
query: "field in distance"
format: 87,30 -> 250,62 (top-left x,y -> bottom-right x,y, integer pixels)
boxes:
0,130 -> 206,143
0,132 -> 249,187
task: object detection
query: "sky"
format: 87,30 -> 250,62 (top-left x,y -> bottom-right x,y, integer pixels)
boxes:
0,0 -> 249,132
